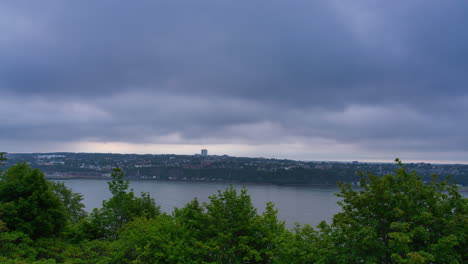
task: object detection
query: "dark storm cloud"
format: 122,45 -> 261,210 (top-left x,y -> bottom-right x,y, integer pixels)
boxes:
1,0 -> 468,160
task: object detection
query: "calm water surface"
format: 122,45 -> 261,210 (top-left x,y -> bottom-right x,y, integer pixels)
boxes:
61,179 -> 342,228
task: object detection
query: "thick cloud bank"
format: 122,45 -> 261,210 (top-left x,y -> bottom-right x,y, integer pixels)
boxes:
1,1 -> 468,162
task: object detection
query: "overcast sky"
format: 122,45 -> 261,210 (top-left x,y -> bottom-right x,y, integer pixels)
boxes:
1,0 -> 468,163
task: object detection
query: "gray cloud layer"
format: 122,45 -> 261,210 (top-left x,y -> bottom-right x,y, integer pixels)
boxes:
1,0 -> 468,161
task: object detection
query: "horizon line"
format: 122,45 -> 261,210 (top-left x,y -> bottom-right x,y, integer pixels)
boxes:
5,151 -> 468,166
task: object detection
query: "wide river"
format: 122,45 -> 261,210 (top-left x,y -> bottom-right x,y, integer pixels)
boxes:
61,179 -> 342,228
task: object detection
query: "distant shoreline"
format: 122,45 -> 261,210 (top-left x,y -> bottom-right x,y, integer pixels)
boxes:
6,152 -> 466,186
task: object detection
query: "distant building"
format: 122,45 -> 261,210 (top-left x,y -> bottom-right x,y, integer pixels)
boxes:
201,149 -> 208,156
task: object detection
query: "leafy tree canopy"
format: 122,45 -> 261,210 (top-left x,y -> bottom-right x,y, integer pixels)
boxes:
111,185 -> 285,264
316,159 -> 467,264
0,163 -> 68,239
85,168 -> 161,240
49,181 -> 87,225
0,152 -> 6,171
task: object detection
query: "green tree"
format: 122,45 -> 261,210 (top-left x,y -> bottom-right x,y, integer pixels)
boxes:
0,231 -> 37,261
109,186 -> 285,263
110,216 -> 197,264
0,163 -> 68,239
202,186 -> 284,264
86,168 -> 160,240
0,152 -> 7,233
275,222 -> 335,264
49,181 -> 87,225
0,152 -> 6,172
323,159 -> 467,264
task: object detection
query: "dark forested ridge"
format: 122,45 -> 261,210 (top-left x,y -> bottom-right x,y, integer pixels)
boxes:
5,152 -> 468,186
1,152 -> 467,263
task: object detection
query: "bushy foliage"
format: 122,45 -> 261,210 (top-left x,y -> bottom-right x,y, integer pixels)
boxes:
0,163 -> 68,239
81,168 -> 161,240
110,186 -> 285,264
0,152 -> 6,168
280,159 -> 468,264
329,159 -> 467,263
49,181 -> 87,225
201,186 -> 284,263
110,215 -> 194,263
0,231 -> 37,261
276,222 -> 335,264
